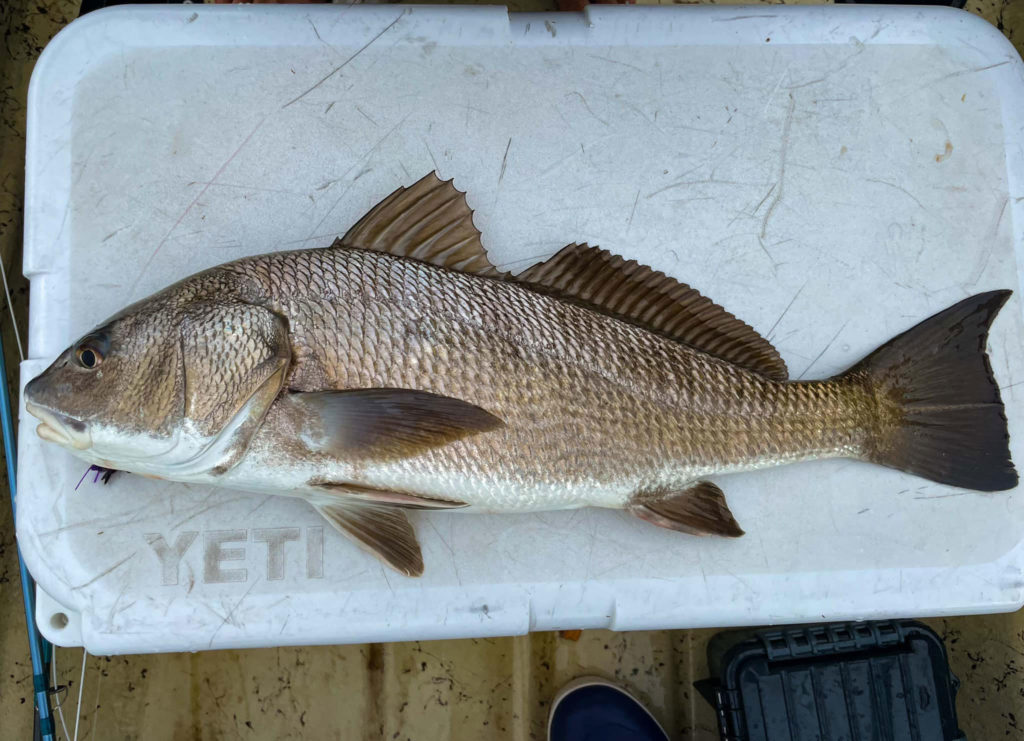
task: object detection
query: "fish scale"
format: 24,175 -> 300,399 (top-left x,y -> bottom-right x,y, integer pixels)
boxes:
214,246 -> 866,502
23,173 -> 1016,575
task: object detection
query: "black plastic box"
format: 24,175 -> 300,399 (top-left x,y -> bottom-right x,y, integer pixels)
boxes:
701,620 -> 965,741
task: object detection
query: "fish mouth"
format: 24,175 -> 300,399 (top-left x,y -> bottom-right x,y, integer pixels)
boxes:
25,402 -> 92,450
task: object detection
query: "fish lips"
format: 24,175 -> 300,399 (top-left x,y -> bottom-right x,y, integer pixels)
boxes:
25,402 -> 92,450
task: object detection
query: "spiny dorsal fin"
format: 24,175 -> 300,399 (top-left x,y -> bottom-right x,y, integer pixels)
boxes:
517,244 -> 788,381
336,172 -> 504,277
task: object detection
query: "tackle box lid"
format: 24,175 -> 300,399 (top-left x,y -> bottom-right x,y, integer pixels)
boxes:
704,620 -> 965,741
18,4 -> 1024,653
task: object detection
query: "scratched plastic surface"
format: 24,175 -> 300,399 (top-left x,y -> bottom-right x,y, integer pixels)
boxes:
17,5 -> 1024,654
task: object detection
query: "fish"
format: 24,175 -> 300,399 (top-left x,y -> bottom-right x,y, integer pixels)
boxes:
24,172 -> 1017,576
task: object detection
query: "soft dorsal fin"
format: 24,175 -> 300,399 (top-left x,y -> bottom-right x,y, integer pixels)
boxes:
336,172 -> 504,277
517,244 -> 788,381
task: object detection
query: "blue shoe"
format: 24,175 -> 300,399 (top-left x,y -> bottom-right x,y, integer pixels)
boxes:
548,676 -> 670,741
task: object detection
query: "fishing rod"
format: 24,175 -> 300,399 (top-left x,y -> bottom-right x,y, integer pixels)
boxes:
0,323 -> 56,741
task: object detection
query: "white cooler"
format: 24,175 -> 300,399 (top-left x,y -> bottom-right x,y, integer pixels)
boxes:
18,4 -> 1024,654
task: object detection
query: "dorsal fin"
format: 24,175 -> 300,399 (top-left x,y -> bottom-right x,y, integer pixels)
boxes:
340,175 -> 786,379
336,172 -> 504,277
517,244 -> 788,381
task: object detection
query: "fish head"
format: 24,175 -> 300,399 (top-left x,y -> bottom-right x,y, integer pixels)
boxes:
25,293 -> 291,477
25,305 -> 184,465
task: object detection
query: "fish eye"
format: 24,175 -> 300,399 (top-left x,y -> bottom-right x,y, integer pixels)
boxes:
76,345 -> 103,369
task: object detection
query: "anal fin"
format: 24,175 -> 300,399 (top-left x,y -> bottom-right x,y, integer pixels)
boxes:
313,501 -> 424,576
628,482 -> 744,537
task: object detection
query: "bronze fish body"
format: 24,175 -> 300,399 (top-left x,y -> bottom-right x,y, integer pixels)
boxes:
24,173 -> 1017,576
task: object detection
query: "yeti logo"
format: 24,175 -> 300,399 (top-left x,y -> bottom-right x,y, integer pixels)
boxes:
144,527 -> 324,585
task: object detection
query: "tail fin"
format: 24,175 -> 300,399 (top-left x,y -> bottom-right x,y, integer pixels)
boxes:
846,290 -> 1017,492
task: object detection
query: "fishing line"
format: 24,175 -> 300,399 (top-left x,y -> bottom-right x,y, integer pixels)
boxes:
0,253 -> 24,361
51,646 -> 71,741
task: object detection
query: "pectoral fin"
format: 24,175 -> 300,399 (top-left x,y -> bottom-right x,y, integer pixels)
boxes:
314,501 -> 424,577
629,482 -> 744,537
294,388 -> 503,460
